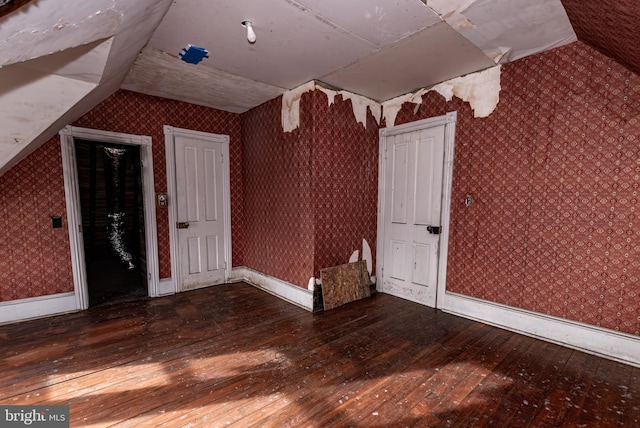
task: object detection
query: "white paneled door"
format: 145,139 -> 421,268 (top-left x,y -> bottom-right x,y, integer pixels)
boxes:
380,121 -> 446,307
172,129 -> 230,291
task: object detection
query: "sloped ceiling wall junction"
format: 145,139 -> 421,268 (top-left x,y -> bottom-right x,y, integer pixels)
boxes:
0,0 -> 579,176
0,0 -> 174,175
2,0 -> 639,178
561,0 -> 640,76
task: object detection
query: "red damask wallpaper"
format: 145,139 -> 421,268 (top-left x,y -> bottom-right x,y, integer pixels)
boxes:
395,41 -> 639,336
1,90 -> 243,302
241,95 -> 315,287
0,141 -> 73,300
2,38 -> 637,339
561,0 -> 640,76
241,90 -> 380,287
311,90 -> 379,277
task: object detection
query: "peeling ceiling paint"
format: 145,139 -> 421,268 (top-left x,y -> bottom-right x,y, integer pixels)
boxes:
320,21 -> 495,102
380,65 -> 501,125
282,65 -> 502,132
281,81 -> 384,132
381,91 -> 428,129
319,87 -> 382,128
282,81 -> 317,133
431,65 -> 501,118
132,0 -> 574,110
0,0 -> 607,174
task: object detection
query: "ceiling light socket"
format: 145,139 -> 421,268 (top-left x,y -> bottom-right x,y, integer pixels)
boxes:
241,20 -> 256,44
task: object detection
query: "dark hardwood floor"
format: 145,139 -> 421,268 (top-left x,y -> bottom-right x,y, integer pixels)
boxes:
0,283 -> 637,427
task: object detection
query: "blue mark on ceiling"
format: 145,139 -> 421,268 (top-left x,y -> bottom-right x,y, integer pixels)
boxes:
179,45 -> 209,65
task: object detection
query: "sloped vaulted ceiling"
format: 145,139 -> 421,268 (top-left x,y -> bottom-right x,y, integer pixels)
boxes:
0,0 -> 174,175
4,0 -> 640,176
560,0 -> 640,76
124,0 -> 577,111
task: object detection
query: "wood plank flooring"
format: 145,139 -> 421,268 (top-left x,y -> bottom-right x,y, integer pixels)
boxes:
0,283 -> 638,427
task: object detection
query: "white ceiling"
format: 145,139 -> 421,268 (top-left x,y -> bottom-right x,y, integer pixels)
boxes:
0,0 -> 576,174
122,0 -> 576,112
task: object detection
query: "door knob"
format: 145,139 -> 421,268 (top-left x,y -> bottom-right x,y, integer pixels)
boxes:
426,226 -> 441,235
176,222 -> 190,229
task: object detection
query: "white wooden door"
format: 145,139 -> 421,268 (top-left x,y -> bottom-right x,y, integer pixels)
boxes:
174,133 -> 227,291
381,124 -> 445,307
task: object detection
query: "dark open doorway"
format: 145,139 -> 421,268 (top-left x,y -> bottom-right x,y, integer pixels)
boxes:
75,139 -> 148,306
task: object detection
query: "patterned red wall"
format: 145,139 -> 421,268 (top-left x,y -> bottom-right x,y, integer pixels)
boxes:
561,0 -> 640,76
0,141 -> 73,301
311,90 -> 379,277
395,41 -> 639,336
241,94 -> 316,287
3,40 -> 637,338
73,90 -> 244,278
241,90 -> 380,287
1,90 -> 244,302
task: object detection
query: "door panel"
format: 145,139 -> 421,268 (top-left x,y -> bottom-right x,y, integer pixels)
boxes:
390,239 -> 406,280
391,139 -> 409,224
382,124 -> 445,307
175,135 -> 226,290
204,148 -> 219,221
414,133 -> 443,225
207,235 -> 220,271
182,146 -> 199,222
413,242 -> 436,287
187,237 -> 201,274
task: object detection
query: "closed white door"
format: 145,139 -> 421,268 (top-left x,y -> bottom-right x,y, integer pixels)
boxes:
381,124 -> 445,307
174,133 -> 228,291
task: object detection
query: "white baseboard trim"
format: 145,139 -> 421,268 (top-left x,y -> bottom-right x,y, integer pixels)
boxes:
379,280 -> 433,307
229,267 -> 314,311
157,277 -> 178,296
440,292 -> 639,367
0,293 -> 78,325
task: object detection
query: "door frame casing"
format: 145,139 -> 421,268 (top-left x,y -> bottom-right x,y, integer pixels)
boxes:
59,125 -> 160,310
376,112 -> 457,308
164,125 -> 232,293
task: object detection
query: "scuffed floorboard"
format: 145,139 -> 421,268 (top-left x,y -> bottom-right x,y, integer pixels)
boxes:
0,283 -> 637,427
